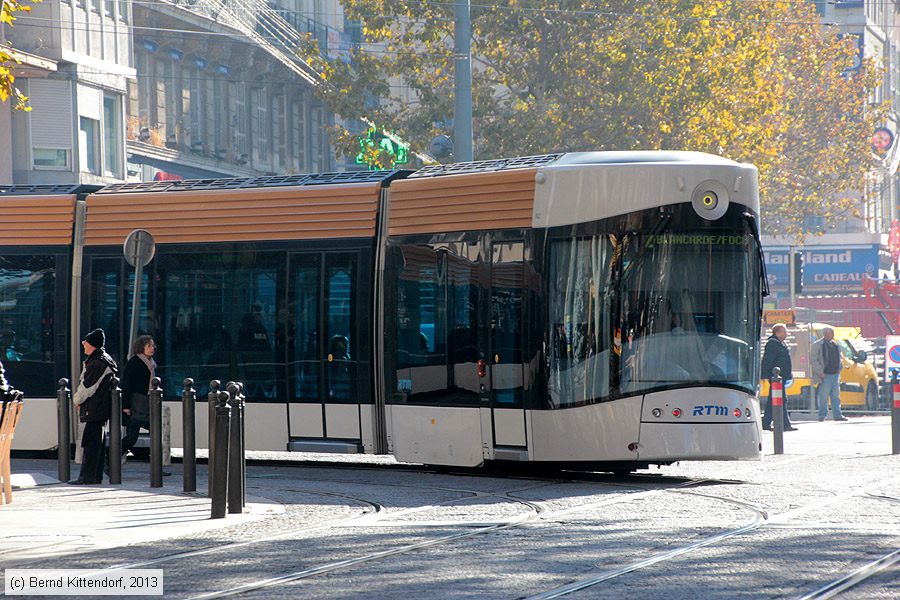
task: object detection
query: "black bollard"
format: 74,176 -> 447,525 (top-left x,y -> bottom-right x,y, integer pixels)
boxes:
183,378 -> 197,492
210,390 -> 231,519
226,382 -> 243,514
108,377 -> 122,485
207,380 -> 220,498
772,367 -> 784,455
893,373 -> 900,455
57,378 -> 71,483
150,377 -> 163,488
237,382 -> 246,508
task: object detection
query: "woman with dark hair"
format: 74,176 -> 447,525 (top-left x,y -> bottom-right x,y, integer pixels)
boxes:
120,334 -> 156,459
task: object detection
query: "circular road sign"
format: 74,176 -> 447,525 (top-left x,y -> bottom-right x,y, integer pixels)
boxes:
889,345 -> 900,364
123,229 -> 156,267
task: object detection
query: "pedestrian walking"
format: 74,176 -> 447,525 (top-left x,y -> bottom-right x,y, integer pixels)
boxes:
120,334 -> 156,459
811,327 -> 848,422
760,323 -> 797,431
69,328 -> 118,485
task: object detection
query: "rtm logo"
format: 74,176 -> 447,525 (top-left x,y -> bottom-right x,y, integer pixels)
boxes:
693,405 -> 727,416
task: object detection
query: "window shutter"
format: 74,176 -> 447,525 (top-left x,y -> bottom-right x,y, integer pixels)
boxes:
28,80 -> 74,150
77,84 -> 103,120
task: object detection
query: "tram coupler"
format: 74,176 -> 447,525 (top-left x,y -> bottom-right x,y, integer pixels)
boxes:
183,378 -> 197,493
892,374 -> 900,455
149,377 -> 163,488
771,367 -> 784,455
207,379 -> 220,498
108,377 -> 122,485
210,390 -> 231,519
56,378 -> 71,483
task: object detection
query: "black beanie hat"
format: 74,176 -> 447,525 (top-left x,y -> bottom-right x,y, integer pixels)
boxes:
84,328 -> 105,349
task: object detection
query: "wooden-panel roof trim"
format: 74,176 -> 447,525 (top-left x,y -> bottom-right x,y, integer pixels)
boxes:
387,169 -> 538,236
0,195 -> 77,245
83,182 -> 384,245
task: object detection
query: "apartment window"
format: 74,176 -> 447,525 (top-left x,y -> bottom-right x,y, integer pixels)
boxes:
273,95 -> 286,172
103,94 -> 121,177
250,88 -> 270,167
291,99 -> 305,172
33,149 -> 70,169
79,117 -> 100,174
104,0 -> 114,16
232,82 -> 247,162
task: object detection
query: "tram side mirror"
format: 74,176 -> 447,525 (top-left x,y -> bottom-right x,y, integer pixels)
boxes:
855,350 -> 868,363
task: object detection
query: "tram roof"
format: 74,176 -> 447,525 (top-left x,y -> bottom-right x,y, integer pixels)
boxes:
95,170 -> 409,194
408,151 -> 748,179
0,184 -> 101,196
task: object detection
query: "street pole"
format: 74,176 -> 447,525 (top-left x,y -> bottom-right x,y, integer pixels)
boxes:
128,256 -> 142,360
788,247 -> 796,312
453,0 -> 473,162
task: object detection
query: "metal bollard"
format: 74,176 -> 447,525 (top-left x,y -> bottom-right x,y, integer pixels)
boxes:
893,373 -> 900,455
772,367 -> 784,455
109,377 -> 122,485
210,390 -> 231,519
150,377 -> 163,488
226,382 -> 244,514
57,378 -> 71,483
207,380 -> 220,498
183,378 -> 197,492
237,382 -> 246,508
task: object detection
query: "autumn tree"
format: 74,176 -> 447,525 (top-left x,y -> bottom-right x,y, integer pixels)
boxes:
301,0 -> 883,236
1,0 -> 37,110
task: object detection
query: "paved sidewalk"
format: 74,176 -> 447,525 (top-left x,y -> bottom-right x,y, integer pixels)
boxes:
1,459 -> 284,564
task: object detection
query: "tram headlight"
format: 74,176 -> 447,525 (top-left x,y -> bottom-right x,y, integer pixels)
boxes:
733,408 -> 742,418
672,408 -> 682,418
652,408 -> 662,418
691,180 -> 729,220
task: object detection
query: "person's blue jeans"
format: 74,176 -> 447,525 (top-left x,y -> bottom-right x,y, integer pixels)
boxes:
816,373 -> 844,420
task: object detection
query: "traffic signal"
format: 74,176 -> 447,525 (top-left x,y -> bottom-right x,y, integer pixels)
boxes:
792,250 -> 803,294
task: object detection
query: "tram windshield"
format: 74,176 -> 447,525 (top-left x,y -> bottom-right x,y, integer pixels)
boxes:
548,215 -> 761,407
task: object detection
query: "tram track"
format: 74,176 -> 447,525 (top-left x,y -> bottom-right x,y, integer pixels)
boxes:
172,475 -> 735,599
523,473 -> 900,599
798,547 -> 900,600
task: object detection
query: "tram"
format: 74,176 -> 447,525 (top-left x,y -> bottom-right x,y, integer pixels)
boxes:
1,151 -> 764,468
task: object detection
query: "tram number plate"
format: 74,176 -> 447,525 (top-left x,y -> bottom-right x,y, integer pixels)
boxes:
397,379 -> 413,393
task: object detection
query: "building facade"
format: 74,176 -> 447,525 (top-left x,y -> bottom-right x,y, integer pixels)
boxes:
126,0 -> 348,180
2,0 -> 352,183
3,0 -> 133,185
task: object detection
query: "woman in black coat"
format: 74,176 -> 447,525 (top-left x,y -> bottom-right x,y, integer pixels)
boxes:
70,328 -> 118,484
120,334 -> 156,458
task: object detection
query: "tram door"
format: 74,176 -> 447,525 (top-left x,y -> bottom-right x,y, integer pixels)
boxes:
488,241 -> 528,453
288,252 -> 362,451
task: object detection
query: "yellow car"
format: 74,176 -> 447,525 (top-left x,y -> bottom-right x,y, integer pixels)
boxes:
759,323 -> 879,411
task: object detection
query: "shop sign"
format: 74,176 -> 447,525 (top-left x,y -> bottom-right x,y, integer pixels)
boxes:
763,244 -> 879,292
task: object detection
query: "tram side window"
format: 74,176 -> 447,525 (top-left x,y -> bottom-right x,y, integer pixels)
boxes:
547,236 -> 615,407
395,246 -> 444,370
0,255 -> 57,397
89,258 -> 123,360
158,252 -> 281,401
392,242 -> 482,404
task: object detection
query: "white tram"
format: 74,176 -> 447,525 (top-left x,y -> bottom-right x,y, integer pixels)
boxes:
2,152 -> 763,469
